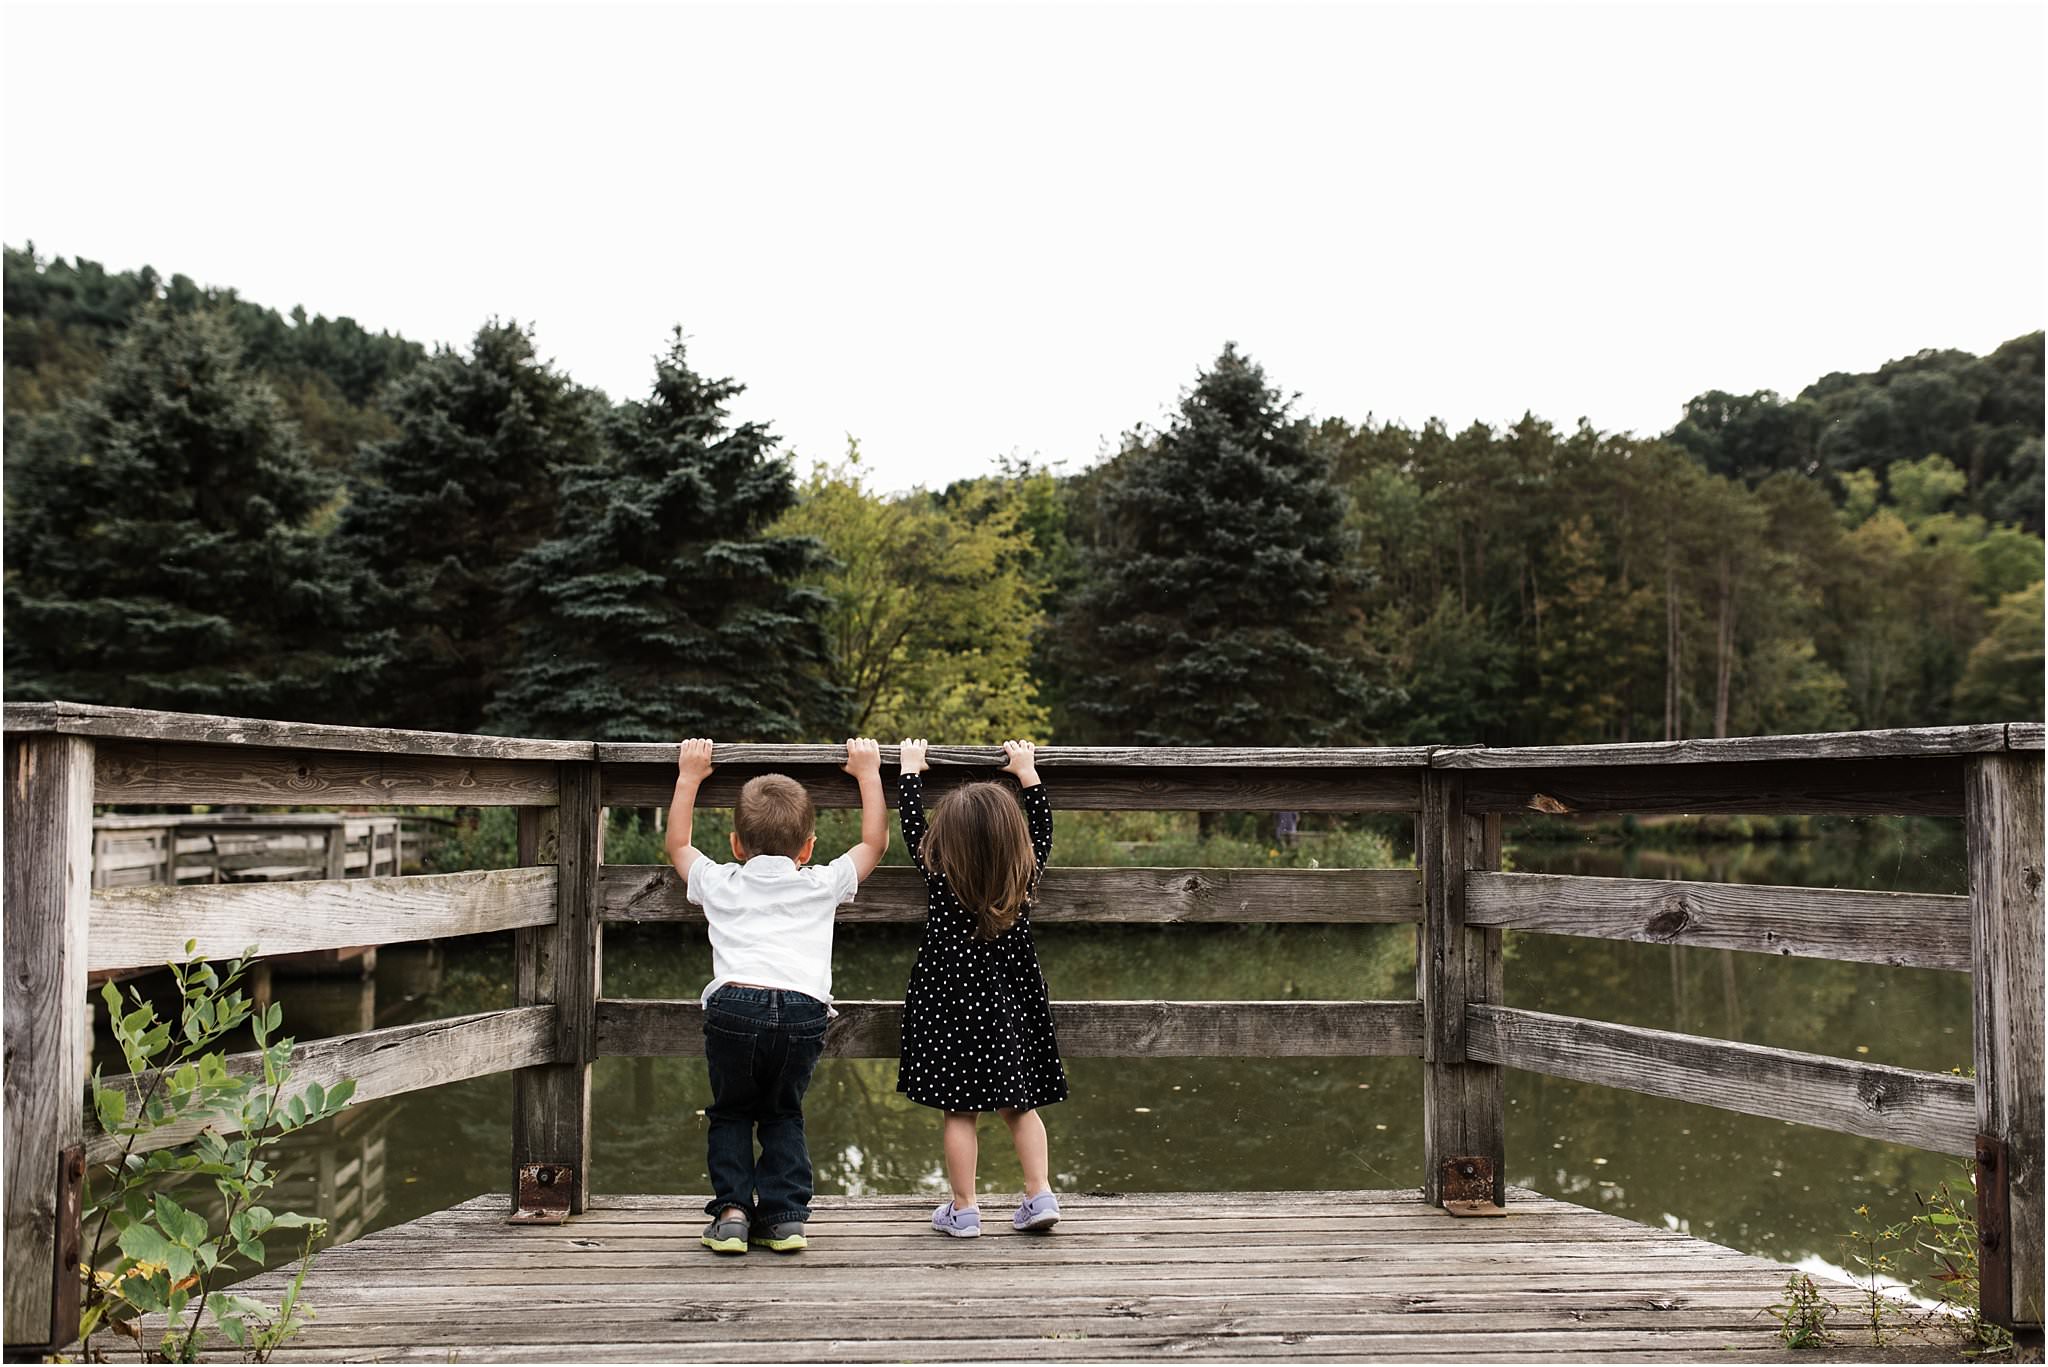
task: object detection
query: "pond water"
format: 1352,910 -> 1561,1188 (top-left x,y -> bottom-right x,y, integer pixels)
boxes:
188,816 -> 1974,1294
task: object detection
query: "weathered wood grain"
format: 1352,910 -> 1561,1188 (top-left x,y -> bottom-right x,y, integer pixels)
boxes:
85,1007 -> 555,1165
596,742 -> 1433,768
102,1188 -> 1839,1366
4,701 -> 590,761
596,998 -> 1425,1059
600,864 -> 1421,925
2004,723 -> 2043,752
1465,873 -> 1971,972
1466,1005 -> 1977,1155
93,741 -> 560,807
1460,756 -> 1966,817
1422,774 -> 1503,1207
599,762 -> 1422,812
1967,753 -> 2045,1328
1432,725 -> 2010,768
514,765 -> 598,1213
86,867 -> 558,972
3,735 -> 93,1351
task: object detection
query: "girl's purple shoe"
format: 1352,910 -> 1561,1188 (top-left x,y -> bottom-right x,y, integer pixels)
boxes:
932,1200 -> 982,1238
1013,1190 -> 1061,1232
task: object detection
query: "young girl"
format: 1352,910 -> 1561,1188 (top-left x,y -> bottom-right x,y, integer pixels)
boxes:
895,737 -> 1066,1238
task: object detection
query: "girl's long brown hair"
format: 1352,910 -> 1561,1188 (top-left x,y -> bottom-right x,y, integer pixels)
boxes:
923,782 -> 1039,940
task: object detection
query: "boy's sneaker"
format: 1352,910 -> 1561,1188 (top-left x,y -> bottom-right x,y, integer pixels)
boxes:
1013,1191 -> 1061,1232
931,1201 -> 982,1238
700,1211 -> 749,1254
750,1221 -> 808,1253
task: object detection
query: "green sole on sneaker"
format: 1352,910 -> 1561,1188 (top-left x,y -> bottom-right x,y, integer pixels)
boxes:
750,1233 -> 808,1252
700,1235 -> 748,1254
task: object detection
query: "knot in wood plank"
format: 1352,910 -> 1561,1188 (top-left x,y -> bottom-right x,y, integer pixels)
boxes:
1643,893 -> 1698,942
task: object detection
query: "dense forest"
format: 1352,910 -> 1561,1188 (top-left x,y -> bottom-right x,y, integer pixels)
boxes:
5,244 -> 2041,746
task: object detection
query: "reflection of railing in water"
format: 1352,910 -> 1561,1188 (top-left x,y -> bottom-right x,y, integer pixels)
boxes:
266,1102 -> 392,1249
2,700 -> 2041,1354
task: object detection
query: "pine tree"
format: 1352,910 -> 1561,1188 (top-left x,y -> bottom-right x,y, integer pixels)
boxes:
4,305 -> 372,717
339,322 -> 604,734
1064,344 -> 1392,746
484,331 -> 846,741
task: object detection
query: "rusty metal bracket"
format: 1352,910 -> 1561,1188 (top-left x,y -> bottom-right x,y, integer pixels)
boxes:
1977,1133 -> 2012,1329
507,1162 -> 574,1225
1440,1155 -> 1506,1218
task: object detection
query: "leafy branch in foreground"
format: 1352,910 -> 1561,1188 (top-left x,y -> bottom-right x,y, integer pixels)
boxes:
80,942 -> 355,1362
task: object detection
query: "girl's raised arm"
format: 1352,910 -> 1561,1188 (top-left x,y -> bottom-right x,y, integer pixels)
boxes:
1002,739 -> 1052,870
898,737 -> 931,871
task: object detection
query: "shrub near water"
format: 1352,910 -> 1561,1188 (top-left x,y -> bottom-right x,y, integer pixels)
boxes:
85,944 -> 354,1361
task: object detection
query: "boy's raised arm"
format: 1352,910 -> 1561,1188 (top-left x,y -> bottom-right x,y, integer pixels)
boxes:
666,739 -> 715,881
841,737 -> 889,882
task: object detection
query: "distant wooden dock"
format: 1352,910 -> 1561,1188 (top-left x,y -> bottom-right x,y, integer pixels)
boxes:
4,703 -> 2039,1360
156,1188 -> 1884,1363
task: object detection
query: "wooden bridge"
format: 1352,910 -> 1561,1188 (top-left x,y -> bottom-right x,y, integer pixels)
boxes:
3,703 -> 2041,1361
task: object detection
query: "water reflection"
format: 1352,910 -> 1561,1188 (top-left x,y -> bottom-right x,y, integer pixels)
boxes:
197,820 -> 1974,1299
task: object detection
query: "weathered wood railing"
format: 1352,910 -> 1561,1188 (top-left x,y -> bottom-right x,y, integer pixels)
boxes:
2,702 -> 2040,1355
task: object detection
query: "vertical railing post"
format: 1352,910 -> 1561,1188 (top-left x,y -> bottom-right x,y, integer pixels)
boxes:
1966,752 -> 2044,1331
3,734 -> 94,1354
1420,768 -> 1505,1210
510,760 -> 599,1217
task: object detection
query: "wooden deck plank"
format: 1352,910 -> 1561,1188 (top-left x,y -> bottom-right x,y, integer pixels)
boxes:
93,1189 -> 1935,1364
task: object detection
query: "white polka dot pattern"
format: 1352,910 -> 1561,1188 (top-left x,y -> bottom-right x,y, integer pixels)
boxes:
895,773 -> 1069,1113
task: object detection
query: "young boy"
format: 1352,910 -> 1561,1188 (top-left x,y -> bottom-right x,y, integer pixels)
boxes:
665,737 -> 887,1255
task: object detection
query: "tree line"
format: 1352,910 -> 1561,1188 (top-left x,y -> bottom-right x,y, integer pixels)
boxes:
5,245 -> 2041,747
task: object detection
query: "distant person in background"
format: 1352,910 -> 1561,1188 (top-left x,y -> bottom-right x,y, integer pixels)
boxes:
1275,810 -> 1299,848
665,736 -> 889,1256
895,738 -> 1067,1238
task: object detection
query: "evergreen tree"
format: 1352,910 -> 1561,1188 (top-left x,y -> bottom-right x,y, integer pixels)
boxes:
485,332 -> 845,741
1063,344 -> 1393,746
340,323 -> 603,734
4,305 -> 372,716
5,245 -> 422,472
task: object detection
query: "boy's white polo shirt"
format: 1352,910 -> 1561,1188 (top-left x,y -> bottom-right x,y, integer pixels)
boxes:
686,852 -> 858,1007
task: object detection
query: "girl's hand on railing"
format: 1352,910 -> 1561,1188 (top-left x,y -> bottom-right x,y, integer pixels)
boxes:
676,738 -> 715,784
1001,739 -> 1040,787
899,738 -> 929,776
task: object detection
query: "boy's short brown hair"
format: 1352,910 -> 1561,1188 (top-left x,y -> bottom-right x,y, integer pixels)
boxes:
734,774 -> 815,859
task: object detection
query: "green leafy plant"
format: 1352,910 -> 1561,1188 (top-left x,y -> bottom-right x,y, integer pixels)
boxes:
1763,1273 -> 1838,1349
1842,1202 -> 1911,1347
81,943 -> 355,1362
1908,1169 -> 2016,1357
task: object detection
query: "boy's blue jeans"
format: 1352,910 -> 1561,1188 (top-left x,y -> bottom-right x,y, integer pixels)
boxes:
701,985 -> 829,1226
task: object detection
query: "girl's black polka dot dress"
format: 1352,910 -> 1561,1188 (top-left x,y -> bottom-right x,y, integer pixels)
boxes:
895,773 -> 1068,1112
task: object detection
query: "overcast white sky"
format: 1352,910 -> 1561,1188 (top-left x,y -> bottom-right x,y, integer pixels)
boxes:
4,2 -> 2042,492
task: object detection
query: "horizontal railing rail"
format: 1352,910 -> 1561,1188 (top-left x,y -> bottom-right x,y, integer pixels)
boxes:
87,867 -> 560,972
600,864 -> 1423,925
1464,872 -> 1972,972
86,1007 -> 558,1165
1464,1004 -> 1978,1155
2,701 -> 2038,1351
595,999 -> 1427,1060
